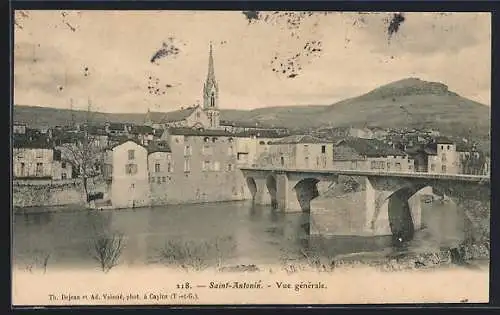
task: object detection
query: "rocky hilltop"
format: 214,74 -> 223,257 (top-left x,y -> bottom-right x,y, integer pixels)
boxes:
14,77 -> 490,140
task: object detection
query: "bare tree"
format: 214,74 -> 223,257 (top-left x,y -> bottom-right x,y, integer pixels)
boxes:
90,232 -> 126,273
60,99 -> 102,205
25,250 -> 51,274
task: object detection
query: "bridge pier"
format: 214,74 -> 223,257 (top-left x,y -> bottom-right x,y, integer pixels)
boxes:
275,173 -> 303,213
252,177 -> 272,206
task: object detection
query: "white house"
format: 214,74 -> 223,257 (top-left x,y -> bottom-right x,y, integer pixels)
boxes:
427,137 -> 459,174
13,140 -> 54,179
104,140 -> 150,209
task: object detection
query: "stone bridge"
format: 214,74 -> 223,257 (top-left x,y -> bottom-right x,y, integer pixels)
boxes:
239,167 -> 490,239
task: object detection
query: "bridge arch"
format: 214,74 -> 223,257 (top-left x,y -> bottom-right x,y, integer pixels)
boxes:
379,184 -> 443,243
292,177 -> 321,212
246,177 -> 257,200
266,174 -> 278,209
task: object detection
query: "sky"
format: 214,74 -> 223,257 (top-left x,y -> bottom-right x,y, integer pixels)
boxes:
13,11 -> 491,113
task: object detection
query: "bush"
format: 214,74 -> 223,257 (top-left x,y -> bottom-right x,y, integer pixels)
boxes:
90,232 -> 126,273
159,236 -> 237,271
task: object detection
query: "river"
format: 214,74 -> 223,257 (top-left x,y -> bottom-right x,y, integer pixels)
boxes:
13,200 -> 470,271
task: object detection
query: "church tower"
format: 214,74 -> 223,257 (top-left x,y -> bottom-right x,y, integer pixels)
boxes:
203,42 -> 220,129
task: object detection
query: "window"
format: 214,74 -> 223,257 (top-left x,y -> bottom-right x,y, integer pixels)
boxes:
228,138 -> 233,143
431,164 -> 436,172
210,92 -> 215,107
202,145 -> 212,155
162,176 -> 166,183
387,162 -> 391,169
204,137 -> 209,143
442,165 -> 447,173
395,162 -> 402,171
213,161 -> 221,171
440,145 -> 444,150
157,177 -> 161,184
259,141 -> 265,145
128,150 -> 135,160
370,161 -> 385,170
227,163 -> 233,171
184,158 -> 190,172
441,154 -> 447,162
304,144 -> 309,154
155,163 -> 161,173
408,165 -> 413,170
167,162 -> 172,172
184,145 -> 192,156
321,145 -> 326,154
130,184 -> 135,189
447,145 -> 450,150
203,160 -> 211,171
212,137 -> 217,143
125,163 -> 138,175
20,163 -> 25,176
62,162 -> 66,169
36,163 -> 43,176
62,173 -> 67,179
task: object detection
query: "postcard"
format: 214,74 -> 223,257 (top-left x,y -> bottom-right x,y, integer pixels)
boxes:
12,10 -> 491,306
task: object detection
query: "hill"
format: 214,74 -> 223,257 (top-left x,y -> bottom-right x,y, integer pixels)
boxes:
13,77 -> 490,139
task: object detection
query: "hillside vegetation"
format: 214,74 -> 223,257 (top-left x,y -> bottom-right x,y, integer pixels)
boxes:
14,78 -> 490,139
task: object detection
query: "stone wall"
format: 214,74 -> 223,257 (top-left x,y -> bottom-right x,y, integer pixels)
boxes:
13,180 -> 86,208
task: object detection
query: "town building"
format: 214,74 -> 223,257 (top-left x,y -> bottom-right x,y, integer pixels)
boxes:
426,137 -> 459,174
234,130 -> 290,167
130,125 -> 155,146
105,122 -> 131,137
261,135 -> 335,169
147,140 -> 173,206
103,140 -> 151,209
455,141 -> 489,175
144,105 -> 210,130
52,149 -> 74,180
13,122 -> 27,135
13,137 -> 54,179
221,120 -> 289,135
159,127 -> 249,203
332,138 -> 414,172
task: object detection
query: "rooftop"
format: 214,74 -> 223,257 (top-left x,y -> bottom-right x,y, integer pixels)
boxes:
147,106 -> 200,124
147,140 -> 172,154
269,134 -> 331,145
335,137 -> 407,157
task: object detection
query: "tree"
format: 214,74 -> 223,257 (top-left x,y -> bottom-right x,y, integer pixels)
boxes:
59,99 -> 103,205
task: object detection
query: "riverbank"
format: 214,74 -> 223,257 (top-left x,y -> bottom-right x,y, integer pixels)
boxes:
12,261 -> 489,305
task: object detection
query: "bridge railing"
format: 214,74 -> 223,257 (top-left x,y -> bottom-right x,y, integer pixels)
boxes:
237,166 -> 490,182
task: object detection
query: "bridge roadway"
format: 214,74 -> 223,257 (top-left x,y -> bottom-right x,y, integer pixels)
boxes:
238,166 -> 490,183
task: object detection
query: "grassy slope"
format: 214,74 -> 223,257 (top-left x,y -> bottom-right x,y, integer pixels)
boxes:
13,78 -> 490,139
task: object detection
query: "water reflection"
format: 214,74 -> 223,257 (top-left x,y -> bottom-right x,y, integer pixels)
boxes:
12,199 -> 470,270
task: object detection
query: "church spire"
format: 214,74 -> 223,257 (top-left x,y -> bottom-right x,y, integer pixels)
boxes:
203,41 -> 220,129
207,41 -> 215,83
